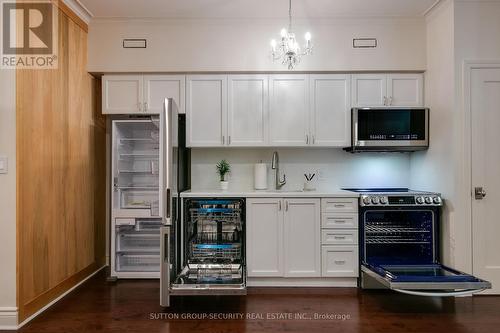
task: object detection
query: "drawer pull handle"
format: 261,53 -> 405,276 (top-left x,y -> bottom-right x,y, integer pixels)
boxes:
334,220 -> 346,223
334,260 -> 346,264
334,236 -> 346,239
334,204 -> 346,208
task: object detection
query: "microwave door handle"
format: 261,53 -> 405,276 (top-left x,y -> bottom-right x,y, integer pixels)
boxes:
393,288 -> 487,297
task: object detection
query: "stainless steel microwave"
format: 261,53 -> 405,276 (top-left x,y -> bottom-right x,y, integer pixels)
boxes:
348,107 -> 429,152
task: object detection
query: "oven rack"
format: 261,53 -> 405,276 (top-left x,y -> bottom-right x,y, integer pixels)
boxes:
365,226 -> 430,233
365,235 -> 430,245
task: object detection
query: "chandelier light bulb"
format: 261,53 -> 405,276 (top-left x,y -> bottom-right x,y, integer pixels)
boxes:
280,28 -> 287,38
270,39 -> 277,51
305,32 -> 311,41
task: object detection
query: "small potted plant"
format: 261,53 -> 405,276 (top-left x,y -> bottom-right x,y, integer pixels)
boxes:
216,159 -> 231,190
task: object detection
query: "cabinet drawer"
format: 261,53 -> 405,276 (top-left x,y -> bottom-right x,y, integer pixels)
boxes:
321,245 -> 359,277
321,198 -> 358,213
321,229 -> 358,245
321,213 -> 358,229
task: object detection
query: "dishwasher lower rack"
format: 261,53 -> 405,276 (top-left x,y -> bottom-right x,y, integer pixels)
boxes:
172,263 -> 245,287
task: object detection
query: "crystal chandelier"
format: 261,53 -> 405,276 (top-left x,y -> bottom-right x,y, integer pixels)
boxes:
270,0 -> 313,70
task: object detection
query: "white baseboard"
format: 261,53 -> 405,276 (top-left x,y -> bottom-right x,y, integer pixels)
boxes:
16,266 -> 106,330
247,277 -> 358,287
0,307 -> 18,330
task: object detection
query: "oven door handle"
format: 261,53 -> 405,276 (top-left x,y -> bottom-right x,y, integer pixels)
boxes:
393,288 -> 486,297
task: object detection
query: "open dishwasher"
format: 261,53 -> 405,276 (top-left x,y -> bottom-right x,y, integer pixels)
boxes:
161,198 -> 246,306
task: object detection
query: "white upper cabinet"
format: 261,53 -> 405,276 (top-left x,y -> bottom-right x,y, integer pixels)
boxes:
386,74 -> 424,107
246,198 -> 284,277
186,75 -> 227,147
103,74 -> 185,115
310,75 -> 351,147
283,199 -> 321,277
227,75 -> 268,146
352,73 -> 424,107
103,75 -> 143,114
143,75 -> 185,114
351,74 -> 387,107
269,75 -> 310,146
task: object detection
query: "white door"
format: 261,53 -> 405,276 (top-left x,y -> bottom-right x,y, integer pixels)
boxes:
103,75 -> 143,114
310,75 -> 351,146
227,75 -> 268,146
471,67 -> 500,294
246,198 -> 284,277
283,199 -> 321,277
386,74 -> 423,107
144,75 -> 185,114
186,75 -> 227,147
351,74 -> 387,107
269,75 -> 309,146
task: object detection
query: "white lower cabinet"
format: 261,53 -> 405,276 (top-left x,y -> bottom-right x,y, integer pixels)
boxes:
284,199 -> 321,277
320,197 -> 359,278
321,246 -> 359,277
246,198 -> 284,277
246,198 -> 321,278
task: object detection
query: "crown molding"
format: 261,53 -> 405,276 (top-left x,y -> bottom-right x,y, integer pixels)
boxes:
61,0 -> 93,23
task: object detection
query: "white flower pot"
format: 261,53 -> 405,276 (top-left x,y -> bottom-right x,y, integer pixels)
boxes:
220,181 -> 229,191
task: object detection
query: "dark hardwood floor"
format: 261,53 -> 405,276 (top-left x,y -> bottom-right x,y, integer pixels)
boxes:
14,270 -> 500,333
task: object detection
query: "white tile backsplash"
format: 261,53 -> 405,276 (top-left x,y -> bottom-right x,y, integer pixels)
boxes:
191,148 -> 410,191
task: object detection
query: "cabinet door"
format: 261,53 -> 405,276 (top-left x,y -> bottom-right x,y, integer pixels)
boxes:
186,75 -> 227,147
246,198 -> 284,277
227,75 -> 268,146
386,74 -> 424,107
351,74 -> 387,107
144,75 -> 185,114
283,199 -> 321,277
269,75 -> 309,146
310,75 -> 351,146
103,75 -> 143,114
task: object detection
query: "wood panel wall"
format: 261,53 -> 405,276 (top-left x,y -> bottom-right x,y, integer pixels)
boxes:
16,2 -> 106,322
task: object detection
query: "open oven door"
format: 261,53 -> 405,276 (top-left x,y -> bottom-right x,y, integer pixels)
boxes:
361,263 -> 491,296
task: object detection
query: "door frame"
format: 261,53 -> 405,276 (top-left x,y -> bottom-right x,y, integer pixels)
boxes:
462,60 -> 500,275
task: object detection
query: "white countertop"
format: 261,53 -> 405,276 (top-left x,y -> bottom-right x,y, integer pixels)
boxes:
180,189 -> 359,198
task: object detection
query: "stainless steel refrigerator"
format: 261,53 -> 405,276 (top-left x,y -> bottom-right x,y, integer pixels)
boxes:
110,98 -> 189,279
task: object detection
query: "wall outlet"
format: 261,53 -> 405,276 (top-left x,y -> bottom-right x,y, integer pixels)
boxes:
0,155 -> 7,174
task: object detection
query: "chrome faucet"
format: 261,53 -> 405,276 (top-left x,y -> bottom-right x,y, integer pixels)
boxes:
271,151 -> 286,190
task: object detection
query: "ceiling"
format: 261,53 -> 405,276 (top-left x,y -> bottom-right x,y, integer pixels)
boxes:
78,0 -> 440,19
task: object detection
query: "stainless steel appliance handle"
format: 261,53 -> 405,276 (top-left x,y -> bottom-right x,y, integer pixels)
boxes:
394,288 -> 486,297
160,226 -> 170,307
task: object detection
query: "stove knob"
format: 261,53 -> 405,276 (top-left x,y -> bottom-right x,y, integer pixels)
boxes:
425,196 -> 433,204
433,197 -> 442,205
416,196 -> 424,204
362,196 -> 371,205
371,196 -> 380,205
380,196 -> 388,205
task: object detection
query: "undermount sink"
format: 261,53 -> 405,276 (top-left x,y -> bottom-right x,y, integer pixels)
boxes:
265,189 -> 305,193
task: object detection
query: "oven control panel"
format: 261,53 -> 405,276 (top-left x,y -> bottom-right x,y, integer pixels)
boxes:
360,194 -> 442,207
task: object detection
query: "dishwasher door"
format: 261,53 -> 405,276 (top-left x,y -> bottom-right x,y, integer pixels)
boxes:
361,263 -> 491,296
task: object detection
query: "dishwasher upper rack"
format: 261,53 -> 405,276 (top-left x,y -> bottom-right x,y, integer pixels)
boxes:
188,208 -> 242,225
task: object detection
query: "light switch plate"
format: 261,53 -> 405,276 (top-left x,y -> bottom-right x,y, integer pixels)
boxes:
0,155 -> 8,174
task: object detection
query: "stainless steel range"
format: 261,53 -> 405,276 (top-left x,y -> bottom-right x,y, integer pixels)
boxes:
343,188 -> 491,297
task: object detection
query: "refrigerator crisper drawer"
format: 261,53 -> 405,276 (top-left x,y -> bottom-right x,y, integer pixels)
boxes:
170,264 -> 246,295
118,233 -> 161,252
117,253 -> 161,272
